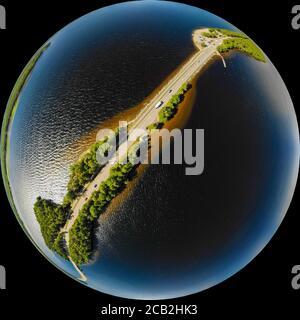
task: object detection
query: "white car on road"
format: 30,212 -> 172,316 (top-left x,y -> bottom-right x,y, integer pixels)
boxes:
154,101 -> 164,109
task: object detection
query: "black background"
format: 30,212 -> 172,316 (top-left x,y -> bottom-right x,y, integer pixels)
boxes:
0,0 -> 299,317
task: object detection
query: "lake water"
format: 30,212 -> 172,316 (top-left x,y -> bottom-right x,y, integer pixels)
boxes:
4,1 -> 299,299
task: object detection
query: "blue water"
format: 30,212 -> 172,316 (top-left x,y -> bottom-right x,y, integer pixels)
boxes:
4,1 -> 299,299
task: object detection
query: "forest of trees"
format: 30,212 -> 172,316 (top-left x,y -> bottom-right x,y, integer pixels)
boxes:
68,83 -> 194,264
158,82 -> 192,124
202,28 -> 266,63
217,38 -> 266,62
34,72 -> 192,265
34,197 -> 69,253
64,138 -> 110,205
208,28 -> 248,39
202,30 -> 219,38
34,135 -> 116,258
34,127 -> 128,260
52,232 -> 68,259
63,128 -> 124,206
69,161 -> 135,265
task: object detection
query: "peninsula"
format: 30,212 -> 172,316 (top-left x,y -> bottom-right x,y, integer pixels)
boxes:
33,28 -> 266,278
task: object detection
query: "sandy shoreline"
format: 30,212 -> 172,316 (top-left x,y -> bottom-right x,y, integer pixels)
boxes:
70,28 -> 208,155
90,73 -> 201,262
67,27 -> 211,214
64,28 -> 220,263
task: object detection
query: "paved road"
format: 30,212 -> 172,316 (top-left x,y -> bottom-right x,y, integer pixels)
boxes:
62,35 -> 225,269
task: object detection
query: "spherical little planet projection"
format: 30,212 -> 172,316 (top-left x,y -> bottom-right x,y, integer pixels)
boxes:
1,0 -> 299,299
